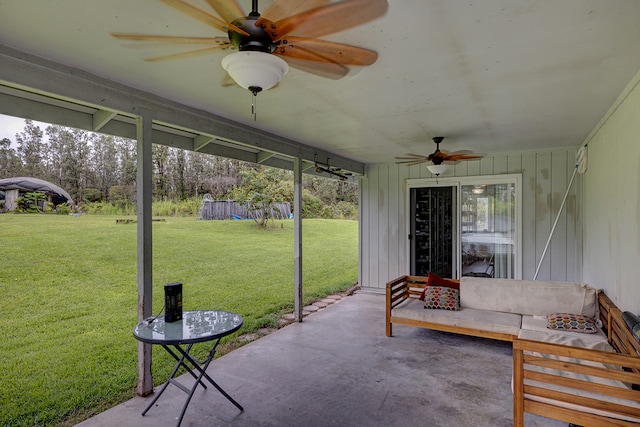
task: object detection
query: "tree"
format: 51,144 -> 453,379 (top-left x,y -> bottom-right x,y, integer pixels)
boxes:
186,151 -> 207,197
117,137 -> 136,187
90,134 -> 119,201
153,144 -> 169,200
44,125 -> 64,183
15,119 -> 44,177
228,165 -> 293,227
200,155 -> 239,198
5,119 -> 359,218
45,126 -> 91,203
0,137 -> 22,178
303,175 -> 358,205
170,148 -> 188,200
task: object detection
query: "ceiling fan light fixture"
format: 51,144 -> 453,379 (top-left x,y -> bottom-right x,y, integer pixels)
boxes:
472,185 -> 485,195
221,51 -> 288,93
427,164 -> 448,176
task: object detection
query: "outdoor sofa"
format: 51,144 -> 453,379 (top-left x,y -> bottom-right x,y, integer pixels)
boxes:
386,275 -> 640,425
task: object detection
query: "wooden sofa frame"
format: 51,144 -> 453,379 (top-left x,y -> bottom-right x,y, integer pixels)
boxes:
385,275 -> 515,341
386,275 -> 640,425
513,293 -> 640,426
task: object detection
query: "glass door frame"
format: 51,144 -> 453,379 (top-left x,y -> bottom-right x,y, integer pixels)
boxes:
406,174 -> 522,279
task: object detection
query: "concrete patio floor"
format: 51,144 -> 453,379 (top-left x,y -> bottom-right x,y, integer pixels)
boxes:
77,291 -> 567,427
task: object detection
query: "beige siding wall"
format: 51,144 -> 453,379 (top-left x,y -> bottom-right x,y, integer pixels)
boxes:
359,147 -> 581,289
581,71 -> 640,312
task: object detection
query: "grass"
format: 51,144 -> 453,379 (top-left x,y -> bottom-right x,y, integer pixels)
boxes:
0,215 -> 358,427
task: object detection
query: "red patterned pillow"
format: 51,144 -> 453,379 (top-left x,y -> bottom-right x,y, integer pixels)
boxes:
423,286 -> 460,310
546,313 -> 597,334
419,272 -> 460,301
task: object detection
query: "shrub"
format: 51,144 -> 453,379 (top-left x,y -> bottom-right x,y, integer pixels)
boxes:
15,192 -> 47,213
83,187 -> 103,203
82,201 -> 135,215
108,185 -> 135,203
333,201 -> 358,220
302,190 -> 322,218
83,202 -> 104,214
320,205 -> 333,219
152,199 -> 201,217
56,204 -> 72,215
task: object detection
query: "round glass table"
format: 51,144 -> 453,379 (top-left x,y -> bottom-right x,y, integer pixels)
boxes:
133,310 -> 244,427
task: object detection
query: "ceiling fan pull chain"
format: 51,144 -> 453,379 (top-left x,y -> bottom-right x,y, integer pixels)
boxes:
252,91 -> 257,121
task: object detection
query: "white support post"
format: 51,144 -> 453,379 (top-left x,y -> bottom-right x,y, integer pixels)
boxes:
293,156 -> 303,322
136,109 -> 154,396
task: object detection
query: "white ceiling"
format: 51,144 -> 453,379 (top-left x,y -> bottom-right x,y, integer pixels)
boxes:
1,0 -> 640,165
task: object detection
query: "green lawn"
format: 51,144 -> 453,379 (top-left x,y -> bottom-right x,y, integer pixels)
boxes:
0,215 -> 358,426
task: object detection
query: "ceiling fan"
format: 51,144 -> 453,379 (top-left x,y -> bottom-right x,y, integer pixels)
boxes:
395,137 -> 486,176
111,0 -> 388,95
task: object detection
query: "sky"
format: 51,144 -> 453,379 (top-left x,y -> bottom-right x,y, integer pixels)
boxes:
0,113 -> 51,146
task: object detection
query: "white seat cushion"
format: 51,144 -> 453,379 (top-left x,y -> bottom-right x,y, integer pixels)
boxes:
392,299 -> 521,336
517,324 -> 611,351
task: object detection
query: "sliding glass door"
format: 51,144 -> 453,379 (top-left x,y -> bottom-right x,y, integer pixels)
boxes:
408,175 -> 521,279
461,182 -> 516,278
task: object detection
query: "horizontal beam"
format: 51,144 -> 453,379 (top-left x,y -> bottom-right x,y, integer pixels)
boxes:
0,45 -> 365,175
0,91 -> 355,181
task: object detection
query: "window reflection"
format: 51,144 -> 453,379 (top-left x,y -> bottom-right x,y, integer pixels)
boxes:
461,183 -> 516,278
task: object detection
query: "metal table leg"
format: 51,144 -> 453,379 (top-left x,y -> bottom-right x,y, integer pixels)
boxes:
141,338 -> 242,427
174,344 -> 244,411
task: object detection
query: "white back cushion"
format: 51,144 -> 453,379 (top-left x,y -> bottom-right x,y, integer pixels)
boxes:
460,277 -> 598,317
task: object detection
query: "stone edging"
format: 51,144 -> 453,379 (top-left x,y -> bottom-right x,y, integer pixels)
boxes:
231,283 -> 361,348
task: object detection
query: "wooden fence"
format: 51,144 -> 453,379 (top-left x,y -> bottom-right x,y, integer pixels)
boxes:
200,198 -> 291,220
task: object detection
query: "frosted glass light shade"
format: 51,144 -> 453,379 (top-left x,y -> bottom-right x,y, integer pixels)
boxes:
221,51 -> 288,92
427,164 -> 448,176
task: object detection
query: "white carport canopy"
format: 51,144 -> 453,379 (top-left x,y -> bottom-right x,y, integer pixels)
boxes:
0,45 -> 364,395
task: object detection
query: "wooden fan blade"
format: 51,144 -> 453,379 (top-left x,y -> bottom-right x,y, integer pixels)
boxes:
262,0 -> 388,39
144,45 -> 226,62
277,36 -> 377,66
160,0 -> 249,36
444,150 -> 473,156
275,47 -> 349,79
445,153 -> 486,161
205,0 -> 245,23
111,33 -> 230,45
281,56 -> 348,79
261,0 -> 330,23
395,155 -> 428,161
396,159 -> 430,166
395,155 -> 430,164
121,42 -> 229,52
